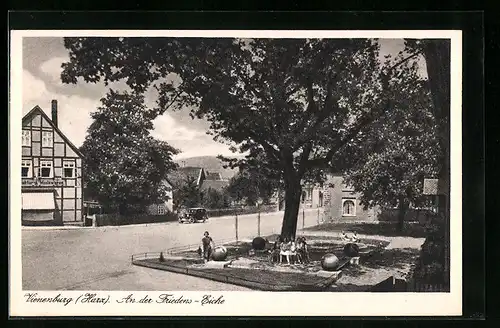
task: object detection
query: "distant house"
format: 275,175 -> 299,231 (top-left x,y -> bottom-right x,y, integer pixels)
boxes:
167,166 -> 206,188
274,173 -> 378,221
201,170 -> 229,192
303,174 -> 379,222
21,100 -> 84,226
200,180 -> 229,193
205,171 -> 223,181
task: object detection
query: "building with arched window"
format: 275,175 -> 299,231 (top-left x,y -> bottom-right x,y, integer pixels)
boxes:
300,174 -> 379,222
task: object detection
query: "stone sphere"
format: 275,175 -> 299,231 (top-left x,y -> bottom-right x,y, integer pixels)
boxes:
211,246 -> 228,261
252,236 -> 266,250
343,243 -> 360,257
321,253 -> 340,271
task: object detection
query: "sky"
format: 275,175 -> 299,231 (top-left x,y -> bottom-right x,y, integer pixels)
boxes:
21,37 -> 426,160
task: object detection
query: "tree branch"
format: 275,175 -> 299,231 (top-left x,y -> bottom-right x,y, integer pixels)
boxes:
297,142 -> 313,177
303,52 -> 422,169
292,71 -> 340,150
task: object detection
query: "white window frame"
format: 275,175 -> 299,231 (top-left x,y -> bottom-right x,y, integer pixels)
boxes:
22,130 -> 31,146
158,205 -> 166,215
41,131 -> 53,147
39,160 -> 53,178
342,198 -> 356,217
21,159 -> 32,178
63,160 -> 75,178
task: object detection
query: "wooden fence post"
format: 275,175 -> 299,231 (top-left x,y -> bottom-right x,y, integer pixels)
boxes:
235,213 -> 239,241
257,209 -> 261,237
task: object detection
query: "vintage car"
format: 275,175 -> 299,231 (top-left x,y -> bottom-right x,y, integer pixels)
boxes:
178,207 -> 209,224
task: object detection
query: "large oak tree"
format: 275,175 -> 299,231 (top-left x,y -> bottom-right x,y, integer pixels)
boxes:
62,37 -> 422,238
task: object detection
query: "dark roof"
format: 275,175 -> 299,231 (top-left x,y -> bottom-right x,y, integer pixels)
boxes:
22,105 -> 83,158
205,171 -> 223,181
167,166 -> 204,188
200,180 -> 229,192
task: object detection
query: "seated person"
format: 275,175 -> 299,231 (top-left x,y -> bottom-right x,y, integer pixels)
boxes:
295,237 -> 304,263
289,238 -> 299,264
297,237 -> 309,264
279,238 -> 293,264
270,236 -> 283,263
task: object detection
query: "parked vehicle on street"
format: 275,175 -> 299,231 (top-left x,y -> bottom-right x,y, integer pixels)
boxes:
178,207 -> 209,224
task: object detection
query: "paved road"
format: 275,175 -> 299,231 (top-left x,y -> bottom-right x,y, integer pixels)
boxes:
22,209 -> 322,290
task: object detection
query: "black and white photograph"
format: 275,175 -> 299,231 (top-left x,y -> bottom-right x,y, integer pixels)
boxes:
9,29 -> 462,316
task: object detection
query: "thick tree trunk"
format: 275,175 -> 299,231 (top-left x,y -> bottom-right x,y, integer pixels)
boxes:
280,176 -> 302,240
397,196 -> 408,232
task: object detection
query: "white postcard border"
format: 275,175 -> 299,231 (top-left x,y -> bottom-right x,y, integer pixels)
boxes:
9,29 -> 463,317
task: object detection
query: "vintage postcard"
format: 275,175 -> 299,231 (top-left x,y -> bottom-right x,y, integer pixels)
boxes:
9,29 -> 462,317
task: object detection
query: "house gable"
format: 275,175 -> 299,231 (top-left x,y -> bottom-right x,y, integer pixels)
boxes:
22,106 -> 83,158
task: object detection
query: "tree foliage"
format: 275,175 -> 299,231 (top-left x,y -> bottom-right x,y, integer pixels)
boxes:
227,168 -> 279,206
201,187 -> 231,209
172,176 -> 201,209
80,90 -> 179,214
343,61 -> 441,230
62,37 -> 425,238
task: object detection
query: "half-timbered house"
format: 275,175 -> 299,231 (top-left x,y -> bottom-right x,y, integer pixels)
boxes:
21,100 -> 84,225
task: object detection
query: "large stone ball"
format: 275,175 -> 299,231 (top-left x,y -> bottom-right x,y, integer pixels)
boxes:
343,243 -> 360,257
211,246 -> 228,261
321,253 -> 340,271
252,236 -> 266,250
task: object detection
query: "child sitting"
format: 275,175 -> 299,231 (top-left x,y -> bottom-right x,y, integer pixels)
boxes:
296,237 -> 309,264
269,236 -> 283,263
